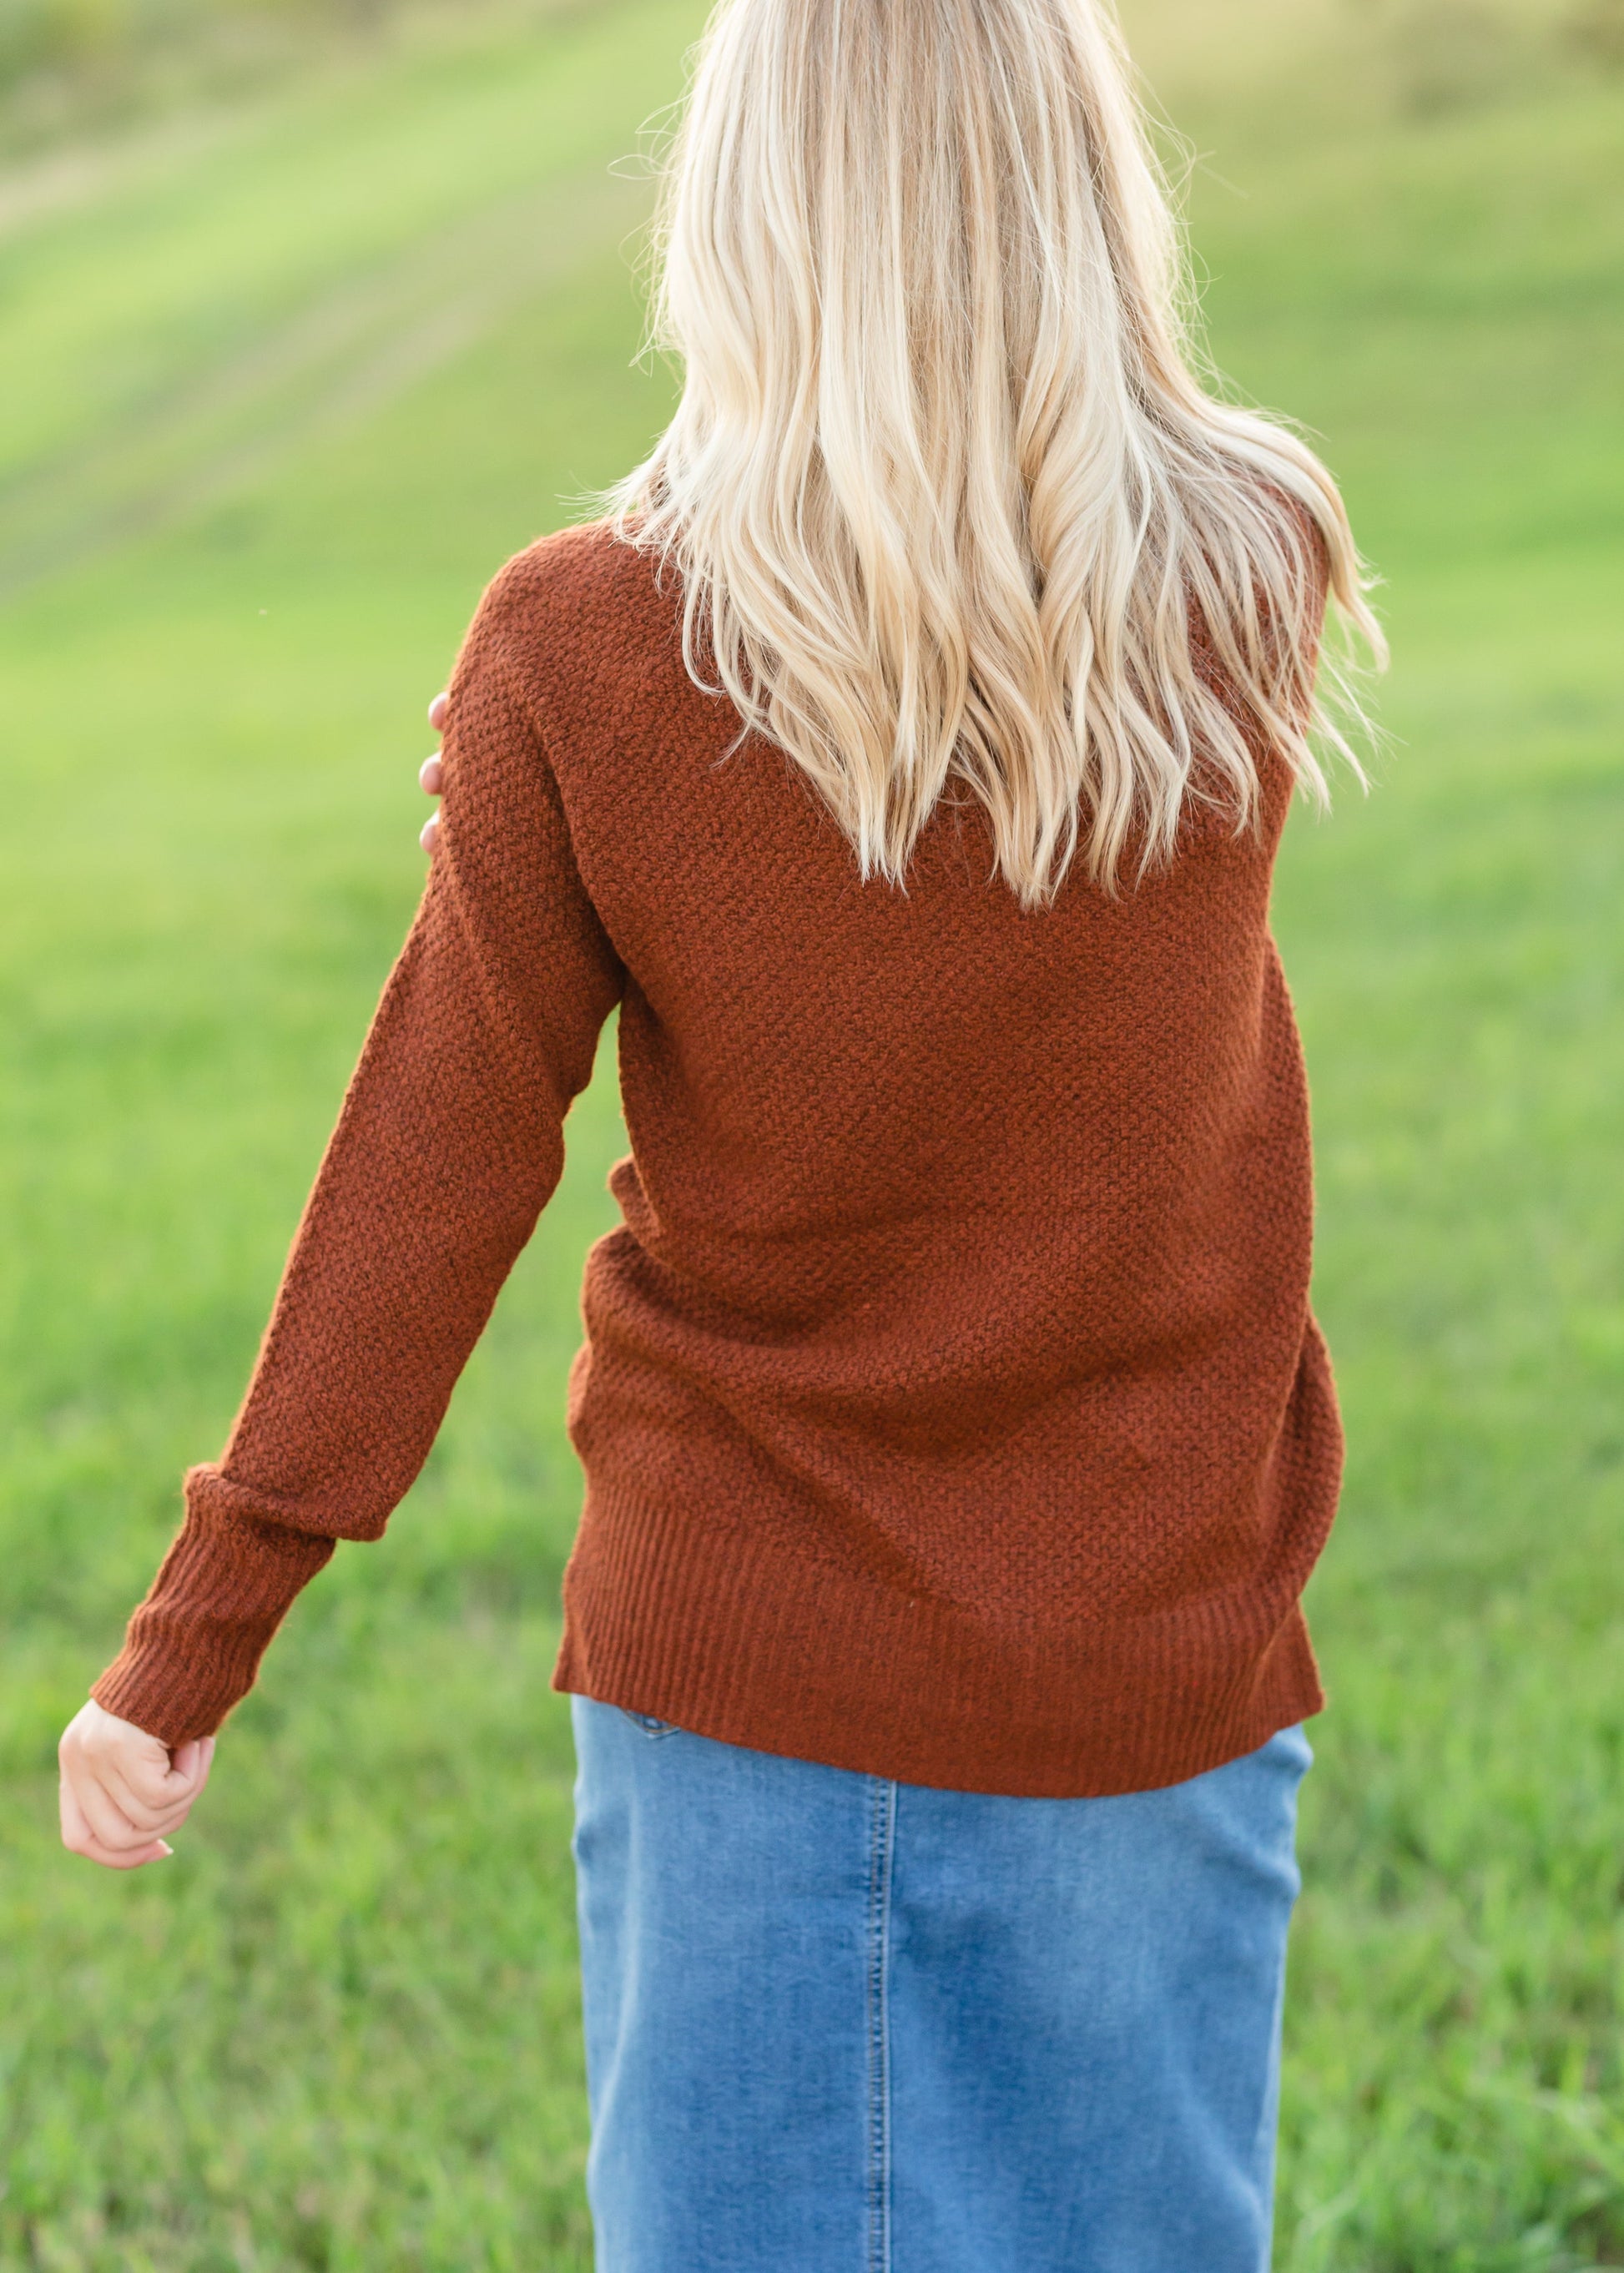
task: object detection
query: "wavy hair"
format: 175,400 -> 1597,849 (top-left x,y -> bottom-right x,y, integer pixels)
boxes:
599,0 -> 1384,905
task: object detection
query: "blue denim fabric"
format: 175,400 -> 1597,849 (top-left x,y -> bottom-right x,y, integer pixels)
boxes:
571,1696 -> 1310,2273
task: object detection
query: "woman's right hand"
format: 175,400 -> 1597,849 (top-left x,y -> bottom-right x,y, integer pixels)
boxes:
58,1700 -> 215,1869
419,690 -> 448,857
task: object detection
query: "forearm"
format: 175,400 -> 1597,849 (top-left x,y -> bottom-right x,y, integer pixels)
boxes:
92,618 -> 623,1740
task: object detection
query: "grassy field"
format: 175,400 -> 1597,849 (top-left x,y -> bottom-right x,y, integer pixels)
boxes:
0,0 -> 588,159
2,0 -> 1621,2264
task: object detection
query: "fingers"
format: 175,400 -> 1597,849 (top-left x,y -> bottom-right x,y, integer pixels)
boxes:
93,1764 -> 197,1841
63,1701 -> 204,1807
99,1746 -> 209,1838
113,1731 -> 213,1820
59,1778 -> 171,1871
60,1773 -> 174,1868
56,1703 -> 218,1872
421,693 -> 447,859
169,1733 -> 217,1793
73,1767 -> 174,1852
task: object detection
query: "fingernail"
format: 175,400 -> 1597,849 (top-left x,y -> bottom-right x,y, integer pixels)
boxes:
157,1842 -> 174,1857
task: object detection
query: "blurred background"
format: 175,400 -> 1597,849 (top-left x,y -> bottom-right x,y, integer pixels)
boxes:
1,0 -> 1620,2264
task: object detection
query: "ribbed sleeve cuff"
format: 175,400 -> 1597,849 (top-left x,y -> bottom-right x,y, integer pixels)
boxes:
89,1468 -> 336,1746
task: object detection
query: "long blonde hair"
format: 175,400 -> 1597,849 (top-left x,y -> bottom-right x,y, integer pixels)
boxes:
601,0 -> 1384,905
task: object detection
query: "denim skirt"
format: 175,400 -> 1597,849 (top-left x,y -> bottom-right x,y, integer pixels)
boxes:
570,1696 -> 1310,2273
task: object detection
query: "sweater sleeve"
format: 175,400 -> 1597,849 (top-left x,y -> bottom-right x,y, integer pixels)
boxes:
91,582 -> 625,1745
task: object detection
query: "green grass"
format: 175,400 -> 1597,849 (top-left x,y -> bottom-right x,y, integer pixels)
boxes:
1,1 -> 1621,2264
1163,56 -> 1624,2268
0,0 -> 588,160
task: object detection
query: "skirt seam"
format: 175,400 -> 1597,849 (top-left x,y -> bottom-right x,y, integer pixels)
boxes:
866,1776 -> 896,2273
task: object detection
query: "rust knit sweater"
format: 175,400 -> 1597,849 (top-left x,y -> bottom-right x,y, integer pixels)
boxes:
92,520 -> 1340,1798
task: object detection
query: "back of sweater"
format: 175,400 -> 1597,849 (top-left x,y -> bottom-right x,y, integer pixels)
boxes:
93,520 -> 1339,1797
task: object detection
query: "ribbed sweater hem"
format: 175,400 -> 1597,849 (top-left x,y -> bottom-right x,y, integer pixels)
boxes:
550,1486 -> 1325,1800
90,1491 -> 336,1746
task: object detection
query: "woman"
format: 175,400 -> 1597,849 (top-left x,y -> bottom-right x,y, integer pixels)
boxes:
58,0 -> 1382,2265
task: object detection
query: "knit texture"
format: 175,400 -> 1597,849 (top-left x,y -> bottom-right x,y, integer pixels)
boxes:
93,519 -> 1340,1797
